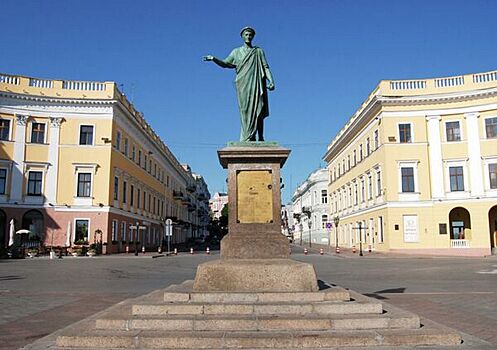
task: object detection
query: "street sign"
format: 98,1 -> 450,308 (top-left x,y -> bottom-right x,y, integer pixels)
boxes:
129,225 -> 137,230
165,219 -> 173,237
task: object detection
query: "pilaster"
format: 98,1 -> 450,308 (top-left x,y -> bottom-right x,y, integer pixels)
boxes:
10,115 -> 28,202
46,117 -> 63,203
464,112 -> 484,196
426,115 -> 444,199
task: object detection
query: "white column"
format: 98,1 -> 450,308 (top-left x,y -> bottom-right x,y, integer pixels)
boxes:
46,117 -> 63,203
426,115 -> 444,198
465,112 -> 484,196
10,115 -> 28,202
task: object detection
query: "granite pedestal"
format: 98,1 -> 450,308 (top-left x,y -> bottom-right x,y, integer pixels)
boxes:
193,143 -> 318,292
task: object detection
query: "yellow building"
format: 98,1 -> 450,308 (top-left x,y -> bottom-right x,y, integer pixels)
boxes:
0,72 -> 210,254
324,69 -> 497,256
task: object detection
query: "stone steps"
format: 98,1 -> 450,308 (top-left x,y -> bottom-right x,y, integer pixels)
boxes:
96,312 -> 420,331
53,280 -> 462,349
56,326 -> 461,349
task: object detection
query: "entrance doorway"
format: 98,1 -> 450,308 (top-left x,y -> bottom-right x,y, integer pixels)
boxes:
489,206 -> 497,254
448,207 -> 471,240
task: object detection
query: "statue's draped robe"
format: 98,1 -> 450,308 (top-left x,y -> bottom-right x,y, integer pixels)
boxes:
225,47 -> 270,142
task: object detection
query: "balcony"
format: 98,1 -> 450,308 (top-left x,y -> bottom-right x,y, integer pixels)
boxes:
451,239 -> 470,248
186,184 -> 196,193
173,190 -> 184,200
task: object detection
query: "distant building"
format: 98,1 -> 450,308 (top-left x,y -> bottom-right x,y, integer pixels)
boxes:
324,69 -> 497,256
0,72 -> 210,254
209,192 -> 228,219
291,168 -> 329,246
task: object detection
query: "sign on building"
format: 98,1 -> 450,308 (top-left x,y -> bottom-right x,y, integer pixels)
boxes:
403,215 -> 419,242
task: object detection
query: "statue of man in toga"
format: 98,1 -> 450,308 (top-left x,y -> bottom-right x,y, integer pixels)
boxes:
203,26 -> 275,142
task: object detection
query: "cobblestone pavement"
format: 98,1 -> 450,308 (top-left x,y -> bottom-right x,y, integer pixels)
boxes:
1,249 -> 496,349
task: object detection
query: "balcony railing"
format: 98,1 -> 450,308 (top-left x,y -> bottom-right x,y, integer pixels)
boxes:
450,239 -> 470,248
172,190 -> 184,199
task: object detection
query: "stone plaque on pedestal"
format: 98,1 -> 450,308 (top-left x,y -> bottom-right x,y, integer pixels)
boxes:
193,142 -> 318,292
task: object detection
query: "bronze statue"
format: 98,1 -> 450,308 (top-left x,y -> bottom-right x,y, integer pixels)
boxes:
204,26 -> 275,142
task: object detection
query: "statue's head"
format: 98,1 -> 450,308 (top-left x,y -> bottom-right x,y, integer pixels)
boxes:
240,26 -> 256,37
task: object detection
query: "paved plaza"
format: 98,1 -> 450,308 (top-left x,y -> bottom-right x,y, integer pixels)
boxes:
0,249 -> 496,349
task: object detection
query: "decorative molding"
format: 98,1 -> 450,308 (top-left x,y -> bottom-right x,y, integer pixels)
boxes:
49,116 -> 64,128
15,114 -> 28,126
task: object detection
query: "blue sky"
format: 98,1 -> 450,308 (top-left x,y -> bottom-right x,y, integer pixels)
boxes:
2,0 -> 497,202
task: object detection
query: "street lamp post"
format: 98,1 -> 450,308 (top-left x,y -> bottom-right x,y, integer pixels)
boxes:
358,222 -> 363,256
334,216 -> 340,254
308,220 -> 312,248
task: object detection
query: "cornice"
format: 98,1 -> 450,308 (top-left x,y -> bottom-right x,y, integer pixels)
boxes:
0,90 -> 113,106
378,86 -> 497,106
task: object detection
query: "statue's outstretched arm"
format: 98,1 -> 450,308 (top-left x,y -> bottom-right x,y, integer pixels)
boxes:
203,55 -> 235,69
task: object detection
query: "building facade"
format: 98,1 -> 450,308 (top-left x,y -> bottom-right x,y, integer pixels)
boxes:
324,69 -> 497,256
0,72 -> 210,254
209,192 -> 228,219
291,168 -> 329,246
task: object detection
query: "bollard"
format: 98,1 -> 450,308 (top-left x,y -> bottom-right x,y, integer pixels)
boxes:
190,247 -> 194,254
352,246 -> 356,254
126,245 -> 129,254
158,246 -> 162,254
206,247 -> 210,255
142,246 -> 145,253
304,248 -> 308,255
174,248 -> 178,255
336,246 -> 340,254
319,248 -> 324,255
368,244 -> 372,253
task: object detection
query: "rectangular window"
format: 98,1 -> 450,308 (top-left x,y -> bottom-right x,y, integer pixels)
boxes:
114,176 -> 119,200
27,171 -> 43,195
0,169 -> 6,194
75,219 -> 89,243
121,222 -> 126,241
0,120 -> 11,140
130,185 -> 134,206
138,150 -> 142,166
132,145 -> 136,162
486,117 -> 497,139
366,138 -> 370,155
79,125 -> 94,145
353,150 -> 357,166
354,183 -> 358,205
374,130 -> 379,150
368,174 -> 373,199
77,173 -> 91,197
361,179 -> 365,202
399,123 -> 412,143
401,167 -> 415,192
143,191 -> 147,210
115,131 -> 121,150
347,155 -> 350,170
376,170 -> 382,196
31,123 -> 45,144
321,190 -> 327,204
445,121 -> 461,141
124,138 -> 129,156
449,166 -> 464,191
123,181 -> 127,204
137,188 -> 141,208
359,145 -> 363,161
112,220 -> 118,241
378,216 -> 384,243
144,155 -> 148,169
489,164 -> 497,189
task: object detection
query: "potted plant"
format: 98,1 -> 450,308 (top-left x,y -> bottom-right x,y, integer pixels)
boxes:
27,248 -> 38,258
87,248 -> 97,257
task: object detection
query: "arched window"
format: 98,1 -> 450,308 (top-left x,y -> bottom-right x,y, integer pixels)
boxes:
321,214 -> 328,229
22,210 -> 44,241
448,207 -> 471,240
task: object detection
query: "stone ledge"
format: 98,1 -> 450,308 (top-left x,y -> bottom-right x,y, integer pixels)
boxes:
193,259 -> 319,292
